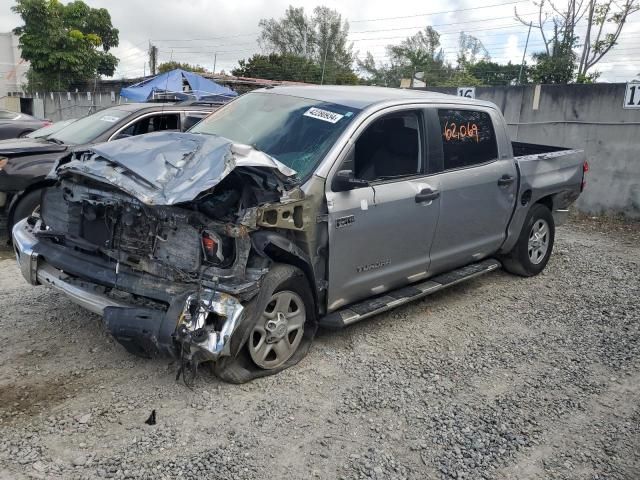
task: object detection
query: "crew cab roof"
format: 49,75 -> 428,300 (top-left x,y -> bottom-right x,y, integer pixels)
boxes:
254,85 -> 497,110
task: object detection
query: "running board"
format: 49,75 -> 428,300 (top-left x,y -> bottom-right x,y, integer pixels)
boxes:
319,259 -> 501,329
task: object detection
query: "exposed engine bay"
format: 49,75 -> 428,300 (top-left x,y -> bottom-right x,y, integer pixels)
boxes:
26,132 -> 324,382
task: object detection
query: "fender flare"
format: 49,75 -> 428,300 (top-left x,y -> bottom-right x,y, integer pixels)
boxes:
250,230 -> 318,308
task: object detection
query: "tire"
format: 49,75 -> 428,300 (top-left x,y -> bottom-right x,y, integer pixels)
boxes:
212,263 -> 317,384
10,190 -> 41,231
501,203 -> 555,277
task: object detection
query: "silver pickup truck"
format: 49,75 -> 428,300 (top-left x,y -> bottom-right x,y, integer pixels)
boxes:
12,86 -> 587,383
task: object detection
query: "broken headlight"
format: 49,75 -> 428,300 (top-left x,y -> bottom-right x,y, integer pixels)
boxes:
202,230 -> 224,263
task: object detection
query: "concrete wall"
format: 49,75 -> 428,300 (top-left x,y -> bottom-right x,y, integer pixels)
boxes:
418,84 -> 640,218
39,88 -> 123,122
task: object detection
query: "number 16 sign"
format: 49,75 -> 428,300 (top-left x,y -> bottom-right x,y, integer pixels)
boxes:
457,87 -> 475,99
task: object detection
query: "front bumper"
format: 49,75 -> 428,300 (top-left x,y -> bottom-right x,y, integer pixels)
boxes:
12,218 -> 245,360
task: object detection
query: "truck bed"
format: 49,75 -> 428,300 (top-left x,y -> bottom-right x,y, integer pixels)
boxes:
512,141 -> 571,158
498,140 -> 586,254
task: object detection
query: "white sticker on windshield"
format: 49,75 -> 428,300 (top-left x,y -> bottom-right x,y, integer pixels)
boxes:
304,107 -> 344,124
100,115 -> 119,123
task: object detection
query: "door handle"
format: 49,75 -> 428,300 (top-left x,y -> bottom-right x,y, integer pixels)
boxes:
498,174 -> 515,186
415,188 -> 440,203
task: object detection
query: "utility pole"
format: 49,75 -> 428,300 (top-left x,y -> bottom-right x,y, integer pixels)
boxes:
303,29 -> 307,58
213,52 -> 217,74
148,42 -> 158,76
320,41 -> 329,85
518,22 -> 532,85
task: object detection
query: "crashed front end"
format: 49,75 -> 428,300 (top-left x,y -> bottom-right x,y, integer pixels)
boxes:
12,132 -> 316,366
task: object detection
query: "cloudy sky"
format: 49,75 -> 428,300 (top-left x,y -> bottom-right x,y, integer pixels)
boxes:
1,0 -> 639,82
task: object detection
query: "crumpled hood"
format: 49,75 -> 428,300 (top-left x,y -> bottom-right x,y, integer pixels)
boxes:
0,138 -> 68,156
56,131 -> 297,205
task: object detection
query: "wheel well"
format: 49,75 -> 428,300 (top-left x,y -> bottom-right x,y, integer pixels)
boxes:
250,231 -> 318,311
7,180 -> 53,227
536,195 -> 553,212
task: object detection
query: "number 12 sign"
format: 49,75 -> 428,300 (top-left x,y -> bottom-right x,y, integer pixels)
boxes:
623,83 -> 640,108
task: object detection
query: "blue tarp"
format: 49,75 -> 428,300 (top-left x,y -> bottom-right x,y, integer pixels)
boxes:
120,69 -> 237,102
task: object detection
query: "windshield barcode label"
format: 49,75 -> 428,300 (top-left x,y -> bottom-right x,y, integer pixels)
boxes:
304,107 -> 344,124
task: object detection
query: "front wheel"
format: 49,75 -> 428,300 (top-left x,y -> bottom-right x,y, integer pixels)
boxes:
10,190 -> 41,232
501,203 -> 555,277
212,264 -> 317,383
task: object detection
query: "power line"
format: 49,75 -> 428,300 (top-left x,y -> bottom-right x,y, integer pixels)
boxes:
149,1 -> 533,43
349,0 -> 529,23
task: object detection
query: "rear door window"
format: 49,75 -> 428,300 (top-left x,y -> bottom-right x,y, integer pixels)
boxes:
437,109 -> 498,170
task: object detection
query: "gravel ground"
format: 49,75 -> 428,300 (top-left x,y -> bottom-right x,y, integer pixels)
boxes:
0,217 -> 638,480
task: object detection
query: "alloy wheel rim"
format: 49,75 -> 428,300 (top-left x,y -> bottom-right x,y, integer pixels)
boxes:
528,219 -> 550,265
249,290 -> 305,369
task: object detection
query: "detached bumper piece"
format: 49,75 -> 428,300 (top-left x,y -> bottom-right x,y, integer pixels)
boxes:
12,218 -> 244,360
103,307 -> 169,358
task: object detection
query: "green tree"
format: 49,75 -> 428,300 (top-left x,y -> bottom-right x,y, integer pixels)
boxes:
467,60 -> 528,85
577,0 -> 639,81
516,0 -> 639,83
388,26 -> 448,86
12,0 -> 119,91
457,32 -> 489,68
359,26 -> 450,87
256,5 -> 356,84
531,32 -> 577,83
157,61 -> 208,74
439,70 -> 484,87
232,53 -> 357,84
356,52 -> 403,86
233,53 -> 320,82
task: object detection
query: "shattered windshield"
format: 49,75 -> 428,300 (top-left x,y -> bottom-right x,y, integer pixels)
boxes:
189,92 -> 360,178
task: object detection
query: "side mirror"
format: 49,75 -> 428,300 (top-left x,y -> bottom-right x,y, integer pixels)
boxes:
332,169 -> 369,192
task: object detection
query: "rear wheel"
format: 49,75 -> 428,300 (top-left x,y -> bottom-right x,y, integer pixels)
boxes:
212,264 -> 317,383
501,203 -> 555,277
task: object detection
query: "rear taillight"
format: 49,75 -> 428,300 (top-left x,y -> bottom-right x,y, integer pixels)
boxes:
581,160 -> 589,192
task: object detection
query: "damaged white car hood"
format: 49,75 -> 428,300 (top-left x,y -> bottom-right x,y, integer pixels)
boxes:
56,131 -> 297,205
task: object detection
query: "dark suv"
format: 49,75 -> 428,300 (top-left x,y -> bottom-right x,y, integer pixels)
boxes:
0,102 -> 216,240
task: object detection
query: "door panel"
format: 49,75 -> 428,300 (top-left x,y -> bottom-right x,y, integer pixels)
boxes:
326,179 -> 439,311
428,158 -> 517,274
427,107 -> 517,274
